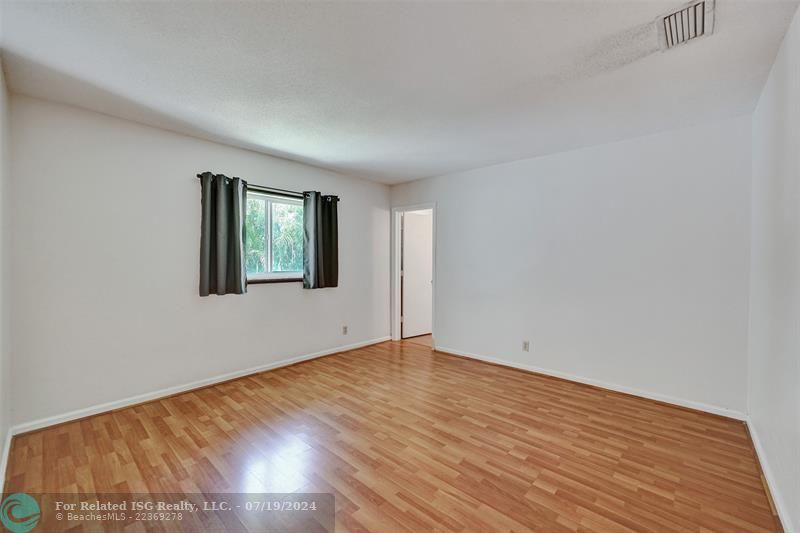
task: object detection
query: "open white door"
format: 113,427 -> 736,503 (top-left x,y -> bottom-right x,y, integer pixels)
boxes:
401,210 -> 433,338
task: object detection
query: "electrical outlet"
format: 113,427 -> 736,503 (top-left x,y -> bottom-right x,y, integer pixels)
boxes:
522,340 -> 530,352
342,325 -> 349,335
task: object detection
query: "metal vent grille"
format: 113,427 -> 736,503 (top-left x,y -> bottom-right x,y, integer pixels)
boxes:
663,1 -> 710,48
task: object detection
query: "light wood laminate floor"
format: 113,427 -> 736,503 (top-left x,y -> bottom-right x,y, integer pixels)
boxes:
4,340 -> 780,532
403,333 -> 433,348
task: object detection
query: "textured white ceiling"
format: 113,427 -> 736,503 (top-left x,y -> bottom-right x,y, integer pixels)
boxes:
1,0 -> 798,184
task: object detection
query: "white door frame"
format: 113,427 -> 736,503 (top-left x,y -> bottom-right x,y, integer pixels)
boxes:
391,203 -> 437,343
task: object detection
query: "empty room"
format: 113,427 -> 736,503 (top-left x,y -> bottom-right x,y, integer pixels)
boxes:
0,0 -> 798,531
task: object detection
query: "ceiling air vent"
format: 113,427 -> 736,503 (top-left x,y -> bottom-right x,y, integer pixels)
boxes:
662,0 -> 715,48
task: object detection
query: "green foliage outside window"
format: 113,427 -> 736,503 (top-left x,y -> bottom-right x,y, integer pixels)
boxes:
245,198 -> 267,273
271,202 -> 303,272
245,196 -> 303,275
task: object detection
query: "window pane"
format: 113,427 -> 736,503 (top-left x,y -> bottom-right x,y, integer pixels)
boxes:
245,198 -> 267,274
271,201 -> 303,272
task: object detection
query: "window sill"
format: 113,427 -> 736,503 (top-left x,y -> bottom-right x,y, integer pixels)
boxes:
247,277 -> 303,285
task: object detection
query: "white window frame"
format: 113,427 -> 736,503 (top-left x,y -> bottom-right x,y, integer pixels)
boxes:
246,191 -> 304,281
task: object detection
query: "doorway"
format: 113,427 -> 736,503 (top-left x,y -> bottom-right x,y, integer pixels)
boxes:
392,205 -> 435,343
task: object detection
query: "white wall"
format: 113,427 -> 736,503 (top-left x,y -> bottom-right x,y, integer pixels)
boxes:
8,95 -> 390,427
392,115 -> 752,415
749,6 -> 800,531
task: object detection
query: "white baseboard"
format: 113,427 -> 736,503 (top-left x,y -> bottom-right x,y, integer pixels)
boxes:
0,427 -> 12,489
8,336 -> 391,437
435,345 -> 747,420
747,419 -> 795,533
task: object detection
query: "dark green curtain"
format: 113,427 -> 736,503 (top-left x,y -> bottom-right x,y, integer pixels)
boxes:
199,172 -> 247,296
303,191 -> 339,289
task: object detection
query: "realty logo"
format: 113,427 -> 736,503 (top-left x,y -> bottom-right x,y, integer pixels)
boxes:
0,493 -> 40,532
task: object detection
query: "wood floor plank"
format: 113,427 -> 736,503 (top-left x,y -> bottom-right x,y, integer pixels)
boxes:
3,339 -> 781,532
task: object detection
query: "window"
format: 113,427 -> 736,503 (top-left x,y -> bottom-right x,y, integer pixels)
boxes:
245,192 -> 304,281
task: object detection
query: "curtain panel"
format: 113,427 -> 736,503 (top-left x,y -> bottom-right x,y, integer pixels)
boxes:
303,191 -> 339,289
199,172 -> 247,296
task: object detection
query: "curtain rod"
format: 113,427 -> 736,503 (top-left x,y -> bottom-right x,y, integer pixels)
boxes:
196,173 -> 303,199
